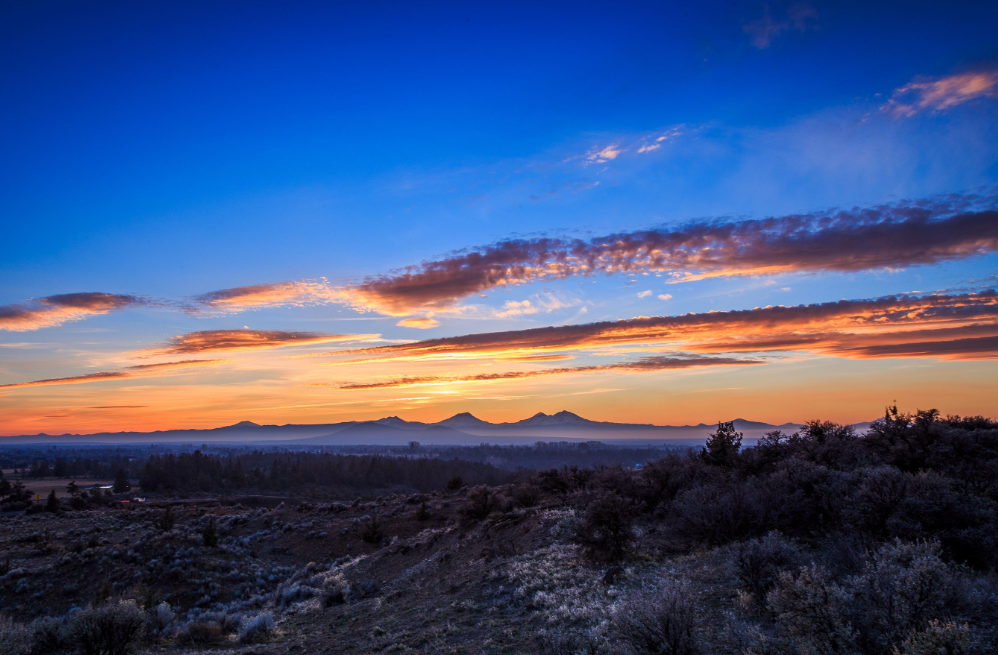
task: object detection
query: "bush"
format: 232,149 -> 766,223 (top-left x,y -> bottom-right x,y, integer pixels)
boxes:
734,532 -> 804,608
238,613 -> 274,644
360,514 -> 383,544
766,541 -> 979,655
201,517 -> 218,548
462,486 -> 501,522
614,583 -> 702,655
446,476 -> 464,491
176,622 -> 222,647
29,616 -> 67,654
571,492 -> 635,562
894,620 -> 978,655
67,600 -> 146,655
766,564 -> 858,655
510,482 -> 541,508
145,602 -> 175,639
0,614 -> 31,655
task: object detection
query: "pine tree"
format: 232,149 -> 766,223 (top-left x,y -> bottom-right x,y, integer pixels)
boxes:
45,489 -> 60,512
202,516 -> 218,548
700,421 -> 743,467
113,468 -> 131,494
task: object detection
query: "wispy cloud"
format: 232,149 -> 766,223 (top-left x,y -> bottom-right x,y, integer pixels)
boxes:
340,196 -> 998,315
396,317 -> 441,329
334,290 -> 998,363
884,70 -> 998,117
0,359 -> 224,390
338,353 -> 760,389
152,329 -> 372,355
0,293 -> 144,331
191,279 -> 340,313
586,144 -> 624,164
743,3 -> 817,49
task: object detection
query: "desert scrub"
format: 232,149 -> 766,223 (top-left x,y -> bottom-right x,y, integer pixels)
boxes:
0,613 -> 31,655
503,544 -> 622,627
67,600 -> 146,655
238,613 -> 274,644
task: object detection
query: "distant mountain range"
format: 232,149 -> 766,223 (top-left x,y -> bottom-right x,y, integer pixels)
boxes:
0,411 -> 873,446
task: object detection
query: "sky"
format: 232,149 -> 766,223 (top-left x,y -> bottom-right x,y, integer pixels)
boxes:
1,0 -> 997,435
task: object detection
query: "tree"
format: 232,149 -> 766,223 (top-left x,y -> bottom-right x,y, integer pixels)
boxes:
113,469 -> 131,494
67,480 -> 79,496
700,421 -> 742,467
0,473 -> 11,499
202,516 -> 218,548
156,507 -> 176,532
45,489 -> 60,512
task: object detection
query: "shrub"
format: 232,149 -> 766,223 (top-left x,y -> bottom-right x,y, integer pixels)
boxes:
176,622 -> 222,647
571,492 -> 635,562
29,616 -> 67,654
851,540 -> 969,654
446,476 -> 464,491
277,583 -> 313,608
0,614 -> 31,655
510,482 -> 540,508
614,583 -> 701,655
145,602 -> 175,639
462,486 -> 500,522
766,565 -> 858,655
238,614 -> 274,644
361,514 -> 383,544
67,600 -> 146,655
734,532 -> 804,608
201,517 -> 218,548
668,483 -> 762,547
894,620 -> 977,655
415,499 -> 431,521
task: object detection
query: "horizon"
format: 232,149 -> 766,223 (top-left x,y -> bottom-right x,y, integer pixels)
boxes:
2,1 -> 997,436
4,408 -> 821,439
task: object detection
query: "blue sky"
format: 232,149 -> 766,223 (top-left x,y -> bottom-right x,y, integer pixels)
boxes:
1,1 -> 996,433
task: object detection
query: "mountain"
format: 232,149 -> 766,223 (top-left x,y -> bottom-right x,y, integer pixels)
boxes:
0,411 -> 867,446
513,411 -> 597,427
436,412 -> 492,429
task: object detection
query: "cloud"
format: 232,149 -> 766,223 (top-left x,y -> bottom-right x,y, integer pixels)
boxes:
658,294 -> 673,301
192,279 -> 340,313
884,70 -> 998,117
743,3 -> 817,49
0,359 -> 224,390
0,293 -> 144,331
153,330 -> 370,355
333,290 -> 998,363
341,196 -> 998,315
637,290 -> 652,298
495,300 -> 539,318
337,353 -> 761,390
396,317 -> 441,329
587,144 -> 624,164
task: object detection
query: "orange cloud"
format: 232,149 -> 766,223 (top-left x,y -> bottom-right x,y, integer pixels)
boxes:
884,70 -> 998,117
333,290 -> 998,362
0,359 -> 224,390
338,353 -> 761,389
396,317 -> 441,329
192,279 -> 340,313
340,198 -> 998,315
153,329 -> 372,354
0,293 -> 143,331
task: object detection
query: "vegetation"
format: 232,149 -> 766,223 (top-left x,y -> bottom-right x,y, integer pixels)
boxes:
0,407 -> 995,654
